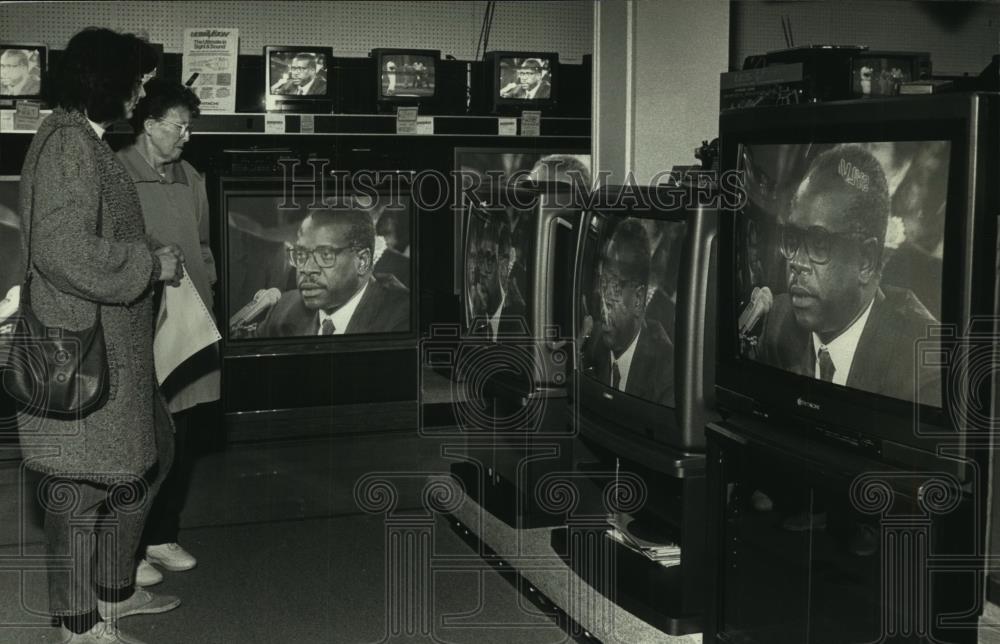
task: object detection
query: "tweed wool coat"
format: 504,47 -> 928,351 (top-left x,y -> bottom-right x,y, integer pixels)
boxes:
16,109 -> 172,483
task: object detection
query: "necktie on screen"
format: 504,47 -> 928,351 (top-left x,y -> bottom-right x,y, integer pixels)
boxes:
298,87 -> 306,96
321,319 -> 336,336
818,347 -> 836,382
611,361 -> 621,390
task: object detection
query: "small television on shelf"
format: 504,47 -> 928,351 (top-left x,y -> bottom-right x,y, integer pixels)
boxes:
264,45 -> 333,112
717,93 -> 999,472
571,186 -> 718,469
0,44 -> 46,104
371,48 -> 439,111
454,148 -> 591,394
220,177 -> 417,355
484,51 -> 558,114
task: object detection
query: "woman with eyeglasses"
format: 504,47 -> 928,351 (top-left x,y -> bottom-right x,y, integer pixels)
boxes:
117,78 -> 219,593
16,28 -> 184,644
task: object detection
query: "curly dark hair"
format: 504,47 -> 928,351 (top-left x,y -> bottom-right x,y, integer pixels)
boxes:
306,209 -> 376,258
56,28 -> 158,123
130,78 -> 201,134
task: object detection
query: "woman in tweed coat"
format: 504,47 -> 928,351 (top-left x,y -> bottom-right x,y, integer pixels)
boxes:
17,28 -> 184,644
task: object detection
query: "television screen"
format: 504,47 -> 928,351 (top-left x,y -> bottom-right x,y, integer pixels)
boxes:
578,213 -> 686,408
735,141 -> 947,409
0,177 -> 21,335
464,203 -> 535,339
497,56 -> 554,101
225,190 -> 413,342
264,46 -> 334,112
851,56 -> 917,97
0,46 -> 44,99
379,53 -> 435,98
453,148 -> 591,319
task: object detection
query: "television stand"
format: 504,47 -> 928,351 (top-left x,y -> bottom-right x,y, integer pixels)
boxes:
547,438 -> 707,636
704,417 -> 982,644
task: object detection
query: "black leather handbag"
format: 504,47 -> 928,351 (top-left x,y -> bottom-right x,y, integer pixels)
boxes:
3,276 -> 110,418
2,131 -> 110,419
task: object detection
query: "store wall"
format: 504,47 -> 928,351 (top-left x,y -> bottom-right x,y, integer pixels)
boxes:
593,0 -> 729,185
0,0 -> 593,62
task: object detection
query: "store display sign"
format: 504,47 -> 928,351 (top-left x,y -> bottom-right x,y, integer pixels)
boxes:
182,28 -> 239,113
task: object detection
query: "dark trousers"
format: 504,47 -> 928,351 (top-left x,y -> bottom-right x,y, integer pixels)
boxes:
43,408 -> 174,632
140,406 -> 195,549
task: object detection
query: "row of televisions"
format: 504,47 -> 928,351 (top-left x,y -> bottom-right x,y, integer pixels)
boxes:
0,43 -> 568,114
1,93 -> 997,490
221,93 -> 992,486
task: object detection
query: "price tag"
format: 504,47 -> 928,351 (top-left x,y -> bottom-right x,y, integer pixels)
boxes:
13,100 -> 42,131
415,116 -> 434,135
300,114 -> 315,134
264,114 -> 285,134
498,117 -> 517,136
520,110 -> 541,137
0,111 -> 14,133
396,106 -> 418,134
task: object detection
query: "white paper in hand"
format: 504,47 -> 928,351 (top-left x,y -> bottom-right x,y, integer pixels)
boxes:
154,273 -> 221,385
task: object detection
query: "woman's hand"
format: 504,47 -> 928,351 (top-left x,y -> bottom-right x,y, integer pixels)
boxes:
155,245 -> 185,287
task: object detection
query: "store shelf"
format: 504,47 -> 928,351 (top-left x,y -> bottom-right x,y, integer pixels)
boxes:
0,110 -> 591,138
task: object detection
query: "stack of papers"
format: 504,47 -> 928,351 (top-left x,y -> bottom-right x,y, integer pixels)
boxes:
606,513 -> 681,567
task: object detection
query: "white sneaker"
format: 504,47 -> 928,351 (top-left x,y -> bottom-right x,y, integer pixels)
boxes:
145,543 -> 196,571
60,621 -> 148,643
97,589 -> 180,622
135,559 -> 163,587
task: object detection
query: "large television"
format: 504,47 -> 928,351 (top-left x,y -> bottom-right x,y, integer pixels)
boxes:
264,45 -> 334,113
371,48 -> 438,112
716,94 -> 999,471
571,186 -> 718,469
220,178 -> 417,354
484,51 -> 558,115
0,44 -> 46,103
0,176 -> 21,337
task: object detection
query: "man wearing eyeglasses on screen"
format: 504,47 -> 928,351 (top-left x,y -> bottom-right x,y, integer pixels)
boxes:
254,210 -> 409,337
581,219 -> 675,407
271,53 -> 326,96
758,144 -> 941,406
468,217 -> 527,341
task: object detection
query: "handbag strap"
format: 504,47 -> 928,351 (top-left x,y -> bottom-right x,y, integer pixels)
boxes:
22,122 -> 105,320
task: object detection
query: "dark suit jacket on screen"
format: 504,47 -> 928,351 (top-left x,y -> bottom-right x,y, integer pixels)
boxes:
584,319 -> 676,407
255,273 -> 409,337
274,76 -> 327,96
507,80 -> 551,100
758,286 -> 941,406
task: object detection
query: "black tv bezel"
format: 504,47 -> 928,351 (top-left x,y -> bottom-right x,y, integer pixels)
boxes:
570,187 -> 719,467
218,176 -> 420,358
371,48 -> 440,108
486,51 -> 559,115
716,94 -> 998,466
263,45 -> 334,113
0,43 -> 47,103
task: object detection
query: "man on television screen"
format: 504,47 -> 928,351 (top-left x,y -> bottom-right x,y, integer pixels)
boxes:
582,219 -> 675,406
271,53 -> 326,96
500,59 -> 550,100
757,144 -> 941,406
254,209 -> 409,337
469,218 -> 527,340
0,49 -> 40,96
